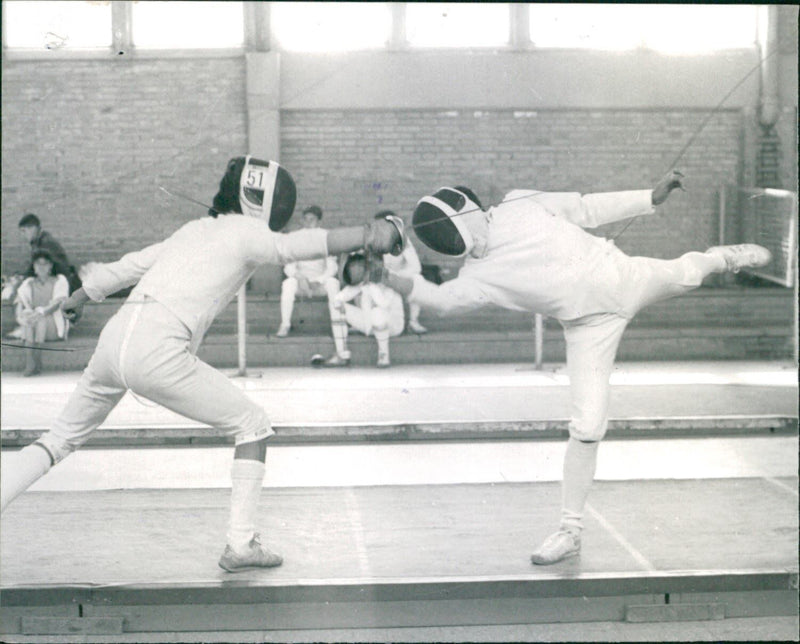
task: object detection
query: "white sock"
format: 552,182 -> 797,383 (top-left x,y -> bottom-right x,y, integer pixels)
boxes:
375,331 -> 390,360
226,458 -> 265,552
1,443 -> 53,512
280,285 -> 295,327
559,438 -> 599,534
330,304 -> 350,357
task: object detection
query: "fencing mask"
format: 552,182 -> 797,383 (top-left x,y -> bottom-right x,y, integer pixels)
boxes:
210,156 -> 297,231
411,187 -> 481,257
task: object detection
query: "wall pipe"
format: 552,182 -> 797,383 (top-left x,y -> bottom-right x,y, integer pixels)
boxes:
758,5 -> 781,128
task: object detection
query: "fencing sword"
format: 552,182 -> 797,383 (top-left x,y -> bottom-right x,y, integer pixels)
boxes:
158,186 -> 214,212
1,341 -> 83,352
159,43 -> 789,240
610,43 -> 787,241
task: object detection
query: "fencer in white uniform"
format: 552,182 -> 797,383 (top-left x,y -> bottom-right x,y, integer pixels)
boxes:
382,171 -> 772,566
0,156 -> 405,573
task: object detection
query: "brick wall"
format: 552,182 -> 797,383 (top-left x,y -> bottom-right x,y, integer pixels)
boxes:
281,108 -> 743,272
2,58 -> 746,279
1,57 -> 248,274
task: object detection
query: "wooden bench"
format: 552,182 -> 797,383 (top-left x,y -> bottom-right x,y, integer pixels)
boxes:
2,287 -> 794,371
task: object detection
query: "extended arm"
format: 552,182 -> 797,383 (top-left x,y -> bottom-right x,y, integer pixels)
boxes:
532,170 -> 685,228
60,287 -> 90,322
384,271 -> 491,317
80,241 -> 165,302
272,219 -> 403,265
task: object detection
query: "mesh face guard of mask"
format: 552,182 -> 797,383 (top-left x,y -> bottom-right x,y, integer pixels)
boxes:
412,187 -> 476,257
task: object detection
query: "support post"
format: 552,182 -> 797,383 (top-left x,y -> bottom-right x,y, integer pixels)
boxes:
792,193 -> 799,367
237,285 -> 247,377
534,313 -> 544,370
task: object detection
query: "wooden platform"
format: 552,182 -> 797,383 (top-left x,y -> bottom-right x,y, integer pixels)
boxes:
1,479 -> 797,636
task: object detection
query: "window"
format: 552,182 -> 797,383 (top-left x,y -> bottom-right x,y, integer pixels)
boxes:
2,2 -> 762,55
3,0 -> 112,50
642,5 -> 758,53
271,2 -> 391,52
529,4 -> 758,52
406,3 -> 509,48
132,1 -> 244,49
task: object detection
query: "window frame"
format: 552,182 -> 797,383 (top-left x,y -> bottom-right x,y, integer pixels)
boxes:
1,2 -> 761,59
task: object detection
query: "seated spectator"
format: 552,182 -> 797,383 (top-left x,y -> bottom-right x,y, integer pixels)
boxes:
15,250 -> 70,376
375,210 -> 428,334
2,274 -> 24,302
17,213 -> 82,294
275,206 -> 343,348
325,252 -> 404,368
5,214 -> 81,339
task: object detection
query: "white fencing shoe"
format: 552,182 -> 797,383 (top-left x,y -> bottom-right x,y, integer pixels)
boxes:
705,244 -> 772,273
531,530 -> 581,565
218,534 -> 283,572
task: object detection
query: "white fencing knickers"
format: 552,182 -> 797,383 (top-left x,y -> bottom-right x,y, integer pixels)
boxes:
560,250 -> 718,442
37,296 -> 273,463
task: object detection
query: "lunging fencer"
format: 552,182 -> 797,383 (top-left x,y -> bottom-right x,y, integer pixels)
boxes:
0,156 -> 404,573
381,171 -> 772,565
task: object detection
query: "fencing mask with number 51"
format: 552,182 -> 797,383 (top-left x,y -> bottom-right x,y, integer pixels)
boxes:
210,156 -> 297,231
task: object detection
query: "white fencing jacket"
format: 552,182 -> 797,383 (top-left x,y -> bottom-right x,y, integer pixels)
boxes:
82,215 -> 328,346
408,190 -> 655,322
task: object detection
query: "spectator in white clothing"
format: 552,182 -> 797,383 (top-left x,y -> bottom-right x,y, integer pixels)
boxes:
375,210 -> 428,334
334,252 -> 404,368
15,249 -> 70,376
275,206 -> 343,348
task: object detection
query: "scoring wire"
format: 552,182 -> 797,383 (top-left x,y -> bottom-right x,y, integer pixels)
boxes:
162,42 -> 790,238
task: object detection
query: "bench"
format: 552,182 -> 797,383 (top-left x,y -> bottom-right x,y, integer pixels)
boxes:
1,288 -> 794,372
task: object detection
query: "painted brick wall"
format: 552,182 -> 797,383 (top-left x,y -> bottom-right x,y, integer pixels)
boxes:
281,108 -> 743,272
1,57 -> 248,274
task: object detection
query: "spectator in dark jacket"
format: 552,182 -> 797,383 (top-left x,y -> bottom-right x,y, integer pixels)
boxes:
17,213 -> 81,294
